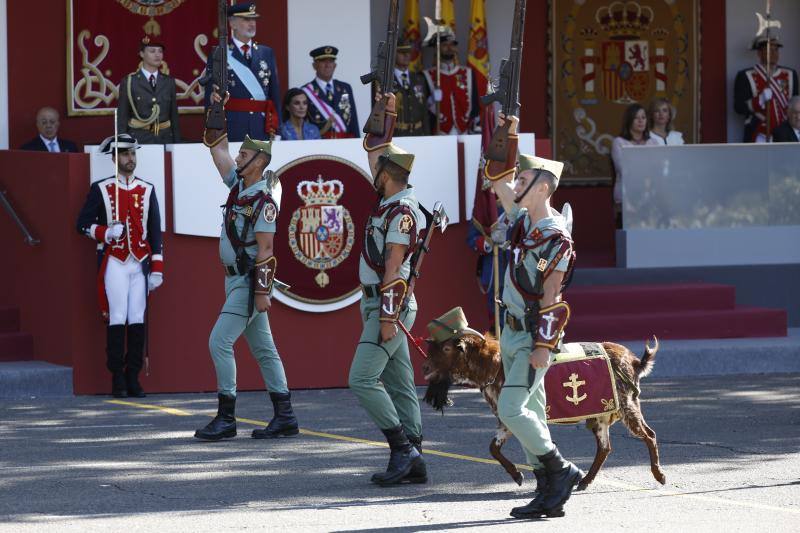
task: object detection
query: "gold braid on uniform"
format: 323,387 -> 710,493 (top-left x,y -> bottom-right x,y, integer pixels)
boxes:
126,75 -> 162,135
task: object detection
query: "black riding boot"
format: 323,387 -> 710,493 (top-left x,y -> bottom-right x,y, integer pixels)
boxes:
252,391 -> 300,439
370,432 -> 428,484
537,447 -> 584,517
510,468 -> 549,519
194,394 -> 237,441
106,325 -> 127,398
370,425 -> 422,486
125,323 -> 146,398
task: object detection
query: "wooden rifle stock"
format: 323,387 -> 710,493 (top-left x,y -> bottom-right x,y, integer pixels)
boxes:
362,0 -> 399,136
203,0 -> 229,147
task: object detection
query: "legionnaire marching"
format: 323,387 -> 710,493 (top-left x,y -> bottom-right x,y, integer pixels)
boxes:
348,91 -> 429,485
76,134 -> 164,398
194,88 -> 298,442
303,46 -> 361,139
117,36 -> 181,144
487,115 -> 584,519
391,40 -> 430,136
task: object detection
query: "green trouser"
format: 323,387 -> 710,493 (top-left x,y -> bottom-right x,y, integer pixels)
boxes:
496,324 -> 556,469
348,294 -> 421,438
209,274 -> 289,397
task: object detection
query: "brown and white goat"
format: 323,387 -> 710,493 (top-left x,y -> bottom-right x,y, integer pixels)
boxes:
422,333 -> 665,490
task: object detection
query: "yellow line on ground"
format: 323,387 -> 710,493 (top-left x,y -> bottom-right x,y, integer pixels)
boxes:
108,399 -> 800,516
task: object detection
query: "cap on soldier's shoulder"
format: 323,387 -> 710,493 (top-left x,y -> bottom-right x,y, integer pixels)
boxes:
518,154 -> 564,181
227,2 -> 259,18
241,135 -> 272,156
380,144 -> 415,173
751,35 -> 782,50
310,46 -> 338,61
140,35 -> 165,51
99,134 -> 140,154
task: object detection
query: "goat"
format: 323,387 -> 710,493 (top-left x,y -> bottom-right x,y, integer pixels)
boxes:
422,333 -> 665,490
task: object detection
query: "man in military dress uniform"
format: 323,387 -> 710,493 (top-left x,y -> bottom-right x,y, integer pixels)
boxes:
195,89 -> 298,441
348,92 -> 427,486
734,36 -> 798,142
75,134 -> 164,398
487,115 -> 583,519
204,2 -> 281,142
302,46 -> 360,139
423,28 -> 479,135
117,37 -> 181,144
391,40 -> 430,136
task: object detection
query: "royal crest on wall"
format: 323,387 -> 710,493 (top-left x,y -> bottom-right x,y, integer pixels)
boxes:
551,0 -> 699,183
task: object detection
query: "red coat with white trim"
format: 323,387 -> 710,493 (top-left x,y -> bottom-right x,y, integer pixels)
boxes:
424,63 -> 479,134
734,64 -> 798,142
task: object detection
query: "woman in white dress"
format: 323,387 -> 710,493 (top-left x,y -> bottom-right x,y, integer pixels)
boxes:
611,103 -> 660,210
649,97 -> 684,145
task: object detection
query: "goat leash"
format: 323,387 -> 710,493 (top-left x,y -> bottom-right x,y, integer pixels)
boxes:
397,320 -> 428,360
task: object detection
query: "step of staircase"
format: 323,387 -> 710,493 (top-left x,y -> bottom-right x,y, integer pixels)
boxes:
0,362 -> 73,398
567,306 -> 787,341
0,332 -> 34,361
567,283 -> 736,315
0,307 -> 20,333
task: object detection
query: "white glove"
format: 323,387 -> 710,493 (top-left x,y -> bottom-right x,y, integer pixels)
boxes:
490,218 -> 510,247
759,87 -> 773,107
148,272 -> 163,292
433,88 -> 443,103
105,222 -> 125,244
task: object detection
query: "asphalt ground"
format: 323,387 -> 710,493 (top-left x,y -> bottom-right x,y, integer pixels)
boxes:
1,374 -> 799,532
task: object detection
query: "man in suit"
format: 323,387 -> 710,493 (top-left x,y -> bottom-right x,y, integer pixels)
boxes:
772,96 -> 800,142
734,36 -> 798,142
203,2 -> 281,141
302,46 -> 360,139
19,107 -> 79,152
117,37 -> 181,144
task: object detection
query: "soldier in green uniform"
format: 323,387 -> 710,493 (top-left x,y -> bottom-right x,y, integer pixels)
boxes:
489,115 -> 583,519
348,92 -> 428,486
195,89 -> 298,441
392,40 -> 430,137
117,37 -> 181,144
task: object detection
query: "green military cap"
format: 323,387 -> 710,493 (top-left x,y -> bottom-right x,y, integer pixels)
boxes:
396,39 -> 413,53
427,306 -> 484,343
380,144 -> 415,173
519,153 -> 564,181
241,135 -> 272,156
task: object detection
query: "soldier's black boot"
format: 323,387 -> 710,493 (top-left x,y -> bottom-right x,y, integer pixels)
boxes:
370,433 -> 428,484
510,468 -> 549,519
371,425 -> 422,486
252,391 -> 299,439
537,447 -> 584,518
194,394 -> 237,441
106,325 -> 127,398
124,323 -> 146,398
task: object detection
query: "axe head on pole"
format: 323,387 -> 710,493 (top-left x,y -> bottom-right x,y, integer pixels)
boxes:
432,201 -> 449,233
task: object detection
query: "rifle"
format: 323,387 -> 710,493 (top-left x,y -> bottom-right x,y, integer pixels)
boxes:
482,0 -> 526,163
361,0 -> 400,137
202,0 -> 229,147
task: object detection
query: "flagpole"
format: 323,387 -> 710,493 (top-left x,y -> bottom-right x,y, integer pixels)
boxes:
765,0 -> 772,142
434,0 -> 442,134
113,108 -> 119,224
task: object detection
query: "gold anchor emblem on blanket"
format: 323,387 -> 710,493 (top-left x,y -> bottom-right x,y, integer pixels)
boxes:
563,373 -> 587,406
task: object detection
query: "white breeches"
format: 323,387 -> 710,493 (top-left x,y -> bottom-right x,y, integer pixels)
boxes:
105,256 -> 146,326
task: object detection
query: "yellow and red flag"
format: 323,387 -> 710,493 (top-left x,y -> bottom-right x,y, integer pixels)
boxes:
441,0 -> 457,33
467,0 -> 490,98
402,0 -> 422,72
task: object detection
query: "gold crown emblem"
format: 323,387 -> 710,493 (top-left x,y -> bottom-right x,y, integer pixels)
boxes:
297,176 -> 344,206
595,1 -> 652,39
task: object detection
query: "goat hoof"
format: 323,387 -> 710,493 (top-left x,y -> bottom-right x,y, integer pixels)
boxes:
512,472 -> 524,486
654,471 -> 666,485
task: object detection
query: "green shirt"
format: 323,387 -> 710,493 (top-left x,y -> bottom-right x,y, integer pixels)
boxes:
219,169 -> 277,266
358,187 -> 425,285
502,206 -> 572,319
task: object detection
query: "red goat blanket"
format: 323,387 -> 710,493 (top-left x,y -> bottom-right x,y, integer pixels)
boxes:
545,343 -> 619,424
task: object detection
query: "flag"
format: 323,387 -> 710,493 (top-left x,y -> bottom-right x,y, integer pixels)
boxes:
402,0 -> 422,72
467,0 -> 491,98
441,0 -> 457,32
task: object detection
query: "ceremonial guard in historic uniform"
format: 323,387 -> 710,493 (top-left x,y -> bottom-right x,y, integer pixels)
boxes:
195,89 -> 298,441
117,36 -> 181,144
75,134 -> 164,398
348,92 -> 428,485
486,115 -> 583,519
734,36 -> 798,142
391,40 -> 430,136
303,46 -> 360,139
204,2 -> 281,142
423,28 -> 479,135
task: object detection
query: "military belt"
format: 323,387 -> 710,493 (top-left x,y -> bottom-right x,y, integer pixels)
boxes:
361,284 -> 381,298
395,121 -> 422,131
223,264 -> 248,276
505,313 -> 529,332
129,118 -> 171,134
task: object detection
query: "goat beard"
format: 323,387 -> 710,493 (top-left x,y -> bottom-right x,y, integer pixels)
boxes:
423,379 -> 453,412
